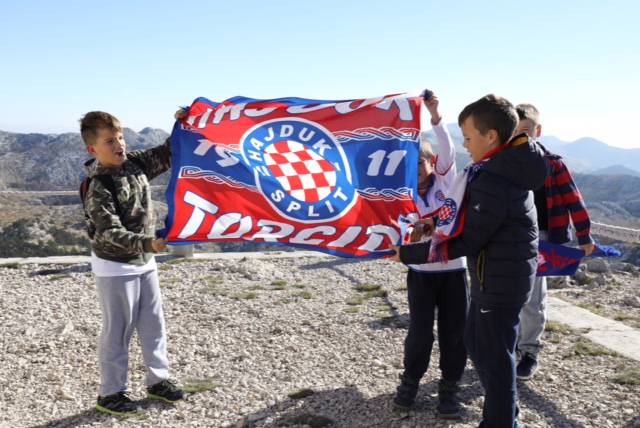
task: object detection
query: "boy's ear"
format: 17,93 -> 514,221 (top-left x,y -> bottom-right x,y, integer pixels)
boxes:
487,129 -> 500,146
86,145 -> 96,156
535,124 -> 542,138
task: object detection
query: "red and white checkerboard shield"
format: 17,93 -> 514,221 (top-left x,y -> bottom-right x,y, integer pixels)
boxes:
264,140 -> 337,202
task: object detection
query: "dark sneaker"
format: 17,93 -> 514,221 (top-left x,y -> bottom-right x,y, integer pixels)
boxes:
96,391 -> 138,416
437,379 -> 461,419
478,420 -> 522,428
147,379 -> 185,403
392,375 -> 419,411
516,353 -> 539,380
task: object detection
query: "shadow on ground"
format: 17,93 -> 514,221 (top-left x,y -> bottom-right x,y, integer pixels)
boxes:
517,381 -> 586,427
228,372 -> 485,428
29,398 -> 178,427
623,415 -> 640,428
299,258 -> 364,286
29,375 -> 590,427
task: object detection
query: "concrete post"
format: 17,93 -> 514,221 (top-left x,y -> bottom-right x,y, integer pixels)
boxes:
171,244 -> 194,258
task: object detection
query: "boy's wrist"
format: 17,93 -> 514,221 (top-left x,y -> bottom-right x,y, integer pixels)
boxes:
142,237 -> 155,253
399,243 -> 429,264
577,234 -> 594,246
430,115 -> 442,126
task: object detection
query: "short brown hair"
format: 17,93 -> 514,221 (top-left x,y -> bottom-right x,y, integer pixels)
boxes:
419,133 -> 435,161
458,94 -> 518,145
516,103 -> 540,126
79,111 -> 122,146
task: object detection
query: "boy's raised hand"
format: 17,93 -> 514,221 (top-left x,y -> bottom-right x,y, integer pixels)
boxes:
421,89 -> 442,125
174,108 -> 188,120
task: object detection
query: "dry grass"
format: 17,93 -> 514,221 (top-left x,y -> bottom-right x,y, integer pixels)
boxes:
182,378 -> 218,393
1,263 -> 20,269
353,283 -> 381,292
287,388 -> 315,399
611,367 -> 640,385
294,291 -> 312,300
346,296 -> 364,306
233,292 -> 257,300
545,320 -> 573,334
571,338 -> 618,357
271,280 -> 288,290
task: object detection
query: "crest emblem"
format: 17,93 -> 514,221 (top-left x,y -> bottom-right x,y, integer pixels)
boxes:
241,118 -> 357,223
435,190 -> 458,226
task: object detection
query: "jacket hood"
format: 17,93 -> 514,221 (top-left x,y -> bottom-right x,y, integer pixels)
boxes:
482,134 -> 549,191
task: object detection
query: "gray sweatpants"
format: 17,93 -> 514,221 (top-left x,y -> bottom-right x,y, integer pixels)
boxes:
517,231 -> 549,359
517,275 -> 547,358
95,269 -> 170,396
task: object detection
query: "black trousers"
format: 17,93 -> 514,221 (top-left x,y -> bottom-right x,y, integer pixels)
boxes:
402,269 -> 469,382
465,299 -> 522,428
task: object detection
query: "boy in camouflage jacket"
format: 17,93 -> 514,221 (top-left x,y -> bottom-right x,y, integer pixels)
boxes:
80,111 -> 184,415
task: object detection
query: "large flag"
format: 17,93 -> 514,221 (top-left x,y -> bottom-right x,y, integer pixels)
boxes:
164,94 -> 422,257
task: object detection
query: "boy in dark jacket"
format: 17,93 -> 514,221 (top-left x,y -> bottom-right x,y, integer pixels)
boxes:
392,95 -> 548,427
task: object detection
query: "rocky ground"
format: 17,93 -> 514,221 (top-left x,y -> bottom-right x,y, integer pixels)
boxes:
548,258 -> 640,330
1,254 -> 639,428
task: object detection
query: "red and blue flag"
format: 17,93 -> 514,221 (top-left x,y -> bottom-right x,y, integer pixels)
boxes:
537,241 -> 621,276
164,94 -> 422,257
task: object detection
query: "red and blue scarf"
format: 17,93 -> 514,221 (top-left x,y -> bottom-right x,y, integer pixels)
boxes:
427,141 -> 514,263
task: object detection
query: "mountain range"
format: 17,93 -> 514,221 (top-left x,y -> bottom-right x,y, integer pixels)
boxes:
0,128 -> 169,190
430,125 -> 640,175
1,127 -> 639,226
1,125 -> 638,192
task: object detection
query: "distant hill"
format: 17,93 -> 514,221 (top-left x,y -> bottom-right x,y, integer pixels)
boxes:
0,128 -> 169,190
423,125 -> 640,176
538,136 -> 640,174
422,126 -> 640,227
590,164 -> 640,177
574,173 -> 640,227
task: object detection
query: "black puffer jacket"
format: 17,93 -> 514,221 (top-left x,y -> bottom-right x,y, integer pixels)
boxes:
401,135 -> 548,307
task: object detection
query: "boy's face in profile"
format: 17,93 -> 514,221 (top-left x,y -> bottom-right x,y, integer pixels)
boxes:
515,119 -> 541,139
87,128 -> 127,168
417,155 -> 434,196
461,116 -> 495,163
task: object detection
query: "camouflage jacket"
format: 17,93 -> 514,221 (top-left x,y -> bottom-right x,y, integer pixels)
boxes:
83,138 -> 171,265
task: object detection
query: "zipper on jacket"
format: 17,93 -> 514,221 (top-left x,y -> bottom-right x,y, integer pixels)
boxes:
476,250 -> 486,291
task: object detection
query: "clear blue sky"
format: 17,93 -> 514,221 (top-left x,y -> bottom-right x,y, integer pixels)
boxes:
2,0 -> 639,148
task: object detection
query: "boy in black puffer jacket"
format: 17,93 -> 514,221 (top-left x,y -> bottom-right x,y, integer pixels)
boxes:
393,94 -> 548,428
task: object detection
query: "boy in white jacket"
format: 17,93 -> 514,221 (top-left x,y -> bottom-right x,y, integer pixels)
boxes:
393,90 -> 468,419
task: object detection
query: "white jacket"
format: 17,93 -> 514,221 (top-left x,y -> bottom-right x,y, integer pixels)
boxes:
409,121 -> 467,273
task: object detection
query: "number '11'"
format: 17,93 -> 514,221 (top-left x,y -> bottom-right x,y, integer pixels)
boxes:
367,150 -> 407,176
